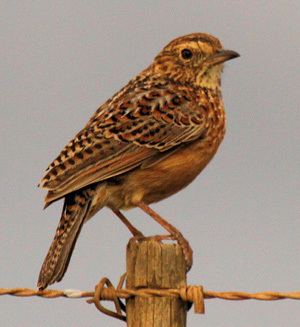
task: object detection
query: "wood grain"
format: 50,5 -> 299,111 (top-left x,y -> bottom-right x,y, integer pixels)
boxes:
126,238 -> 187,327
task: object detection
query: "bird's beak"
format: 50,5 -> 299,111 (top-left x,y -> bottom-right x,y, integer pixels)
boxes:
205,49 -> 240,66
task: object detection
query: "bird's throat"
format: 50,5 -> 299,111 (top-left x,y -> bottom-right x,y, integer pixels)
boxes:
196,65 -> 222,90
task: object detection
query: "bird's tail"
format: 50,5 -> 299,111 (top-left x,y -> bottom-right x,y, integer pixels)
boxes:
37,190 -> 93,290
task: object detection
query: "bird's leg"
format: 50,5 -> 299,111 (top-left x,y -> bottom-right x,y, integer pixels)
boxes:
112,209 -> 144,238
137,201 -> 193,271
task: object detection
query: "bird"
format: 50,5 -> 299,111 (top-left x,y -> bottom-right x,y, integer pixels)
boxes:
37,32 -> 239,290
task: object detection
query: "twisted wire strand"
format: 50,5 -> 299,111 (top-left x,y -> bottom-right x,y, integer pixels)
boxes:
1,284 -> 300,302
2,286 -> 300,301
0,287 -> 93,299
2,277 -> 300,321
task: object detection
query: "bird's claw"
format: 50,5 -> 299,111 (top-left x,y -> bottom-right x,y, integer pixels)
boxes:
171,232 -> 193,272
149,233 -> 193,271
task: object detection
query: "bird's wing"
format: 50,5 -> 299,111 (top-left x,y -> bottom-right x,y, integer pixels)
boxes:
40,82 -> 208,203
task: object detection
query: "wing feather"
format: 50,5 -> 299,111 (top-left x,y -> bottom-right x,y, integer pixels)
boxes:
40,79 -> 208,204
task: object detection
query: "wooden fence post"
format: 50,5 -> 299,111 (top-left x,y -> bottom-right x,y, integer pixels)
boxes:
126,237 -> 187,327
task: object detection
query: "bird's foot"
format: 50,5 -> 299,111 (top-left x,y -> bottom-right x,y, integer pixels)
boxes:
137,202 -> 193,271
150,233 -> 193,271
133,230 -> 145,238
152,234 -> 173,242
171,231 -> 193,272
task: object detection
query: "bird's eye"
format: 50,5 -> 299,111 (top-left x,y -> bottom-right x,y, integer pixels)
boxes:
181,48 -> 193,60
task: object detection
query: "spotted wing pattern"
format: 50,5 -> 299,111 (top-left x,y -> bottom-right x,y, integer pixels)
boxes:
40,77 -> 208,202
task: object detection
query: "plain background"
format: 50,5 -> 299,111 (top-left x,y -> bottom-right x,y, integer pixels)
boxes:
1,1 -> 299,326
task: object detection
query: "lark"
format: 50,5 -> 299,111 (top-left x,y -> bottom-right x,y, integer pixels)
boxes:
37,33 -> 239,289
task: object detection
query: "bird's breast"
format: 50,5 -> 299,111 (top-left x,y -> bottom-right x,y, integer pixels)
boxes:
104,94 -> 226,210
107,132 -> 225,210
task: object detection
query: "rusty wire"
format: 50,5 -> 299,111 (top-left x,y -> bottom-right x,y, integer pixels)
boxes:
1,276 -> 300,321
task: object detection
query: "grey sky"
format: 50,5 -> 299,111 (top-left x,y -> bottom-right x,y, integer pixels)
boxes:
1,1 -> 299,326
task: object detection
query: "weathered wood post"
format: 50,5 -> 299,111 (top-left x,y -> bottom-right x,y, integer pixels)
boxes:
126,237 -> 187,327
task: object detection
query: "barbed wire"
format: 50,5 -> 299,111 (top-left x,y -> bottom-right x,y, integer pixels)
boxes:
1,276 -> 300,321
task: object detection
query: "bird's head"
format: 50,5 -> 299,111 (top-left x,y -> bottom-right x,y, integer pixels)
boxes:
151,33 -> 239,90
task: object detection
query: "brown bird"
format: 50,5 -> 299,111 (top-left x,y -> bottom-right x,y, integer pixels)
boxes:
37,33 -> 239,290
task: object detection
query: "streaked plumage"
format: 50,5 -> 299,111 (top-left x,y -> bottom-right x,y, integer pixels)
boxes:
37,33 -> 239,289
